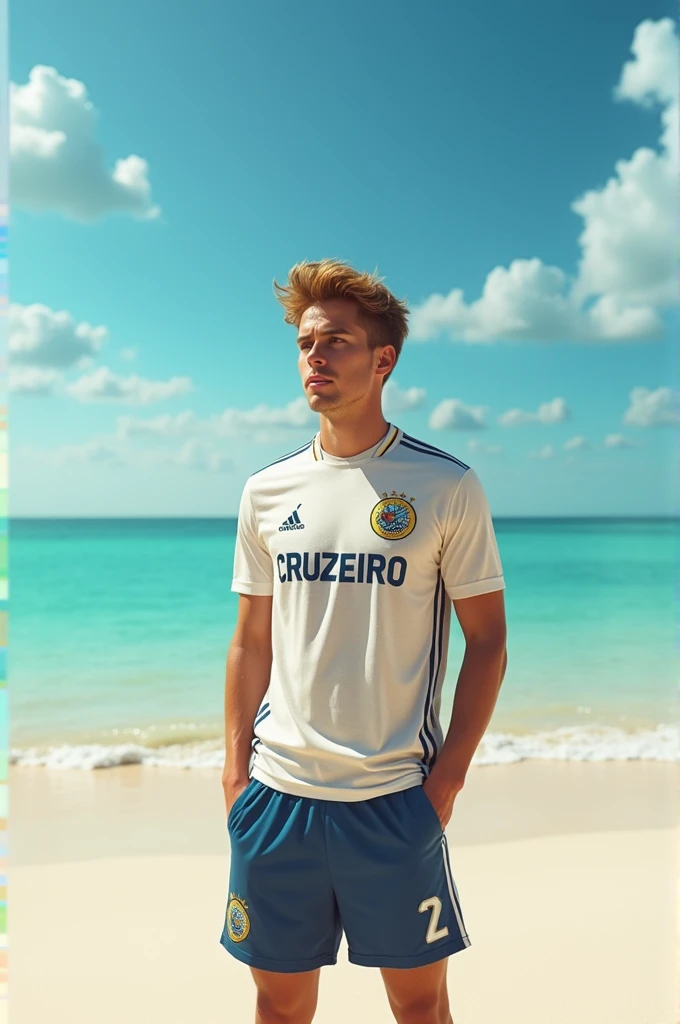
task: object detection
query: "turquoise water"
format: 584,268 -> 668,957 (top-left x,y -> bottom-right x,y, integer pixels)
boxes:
8,517 -> 678,766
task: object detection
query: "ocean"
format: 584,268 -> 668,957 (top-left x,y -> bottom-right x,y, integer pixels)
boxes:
9,517 -> 678,769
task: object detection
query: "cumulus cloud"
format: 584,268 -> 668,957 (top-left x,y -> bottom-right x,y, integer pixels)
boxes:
171,439 -> 232,473
9,365 -> 62,395
8,308 -> 194,406
382,380 -> 427,414
564,435 -> 590,451
29,396 -> 316,472
497,397 -> 570,427
409,18 -> 677,345
429,399 -> 486,431
10,65 -> 161,222
467,439 -> 502,455
529,444 -> 556,459
31,437 -> 126,467
572,19 -> 678,311
211,397 -> 313,434
9,302 -> 107,368
623,385 -> 680,426
66,367 -> 194,405
23,435 -> 232,473
613,16 -> 678,154
604,433 -> 634,448
411,261 -> 587,343
117,410 -> 199,439
117,397 -> 314,441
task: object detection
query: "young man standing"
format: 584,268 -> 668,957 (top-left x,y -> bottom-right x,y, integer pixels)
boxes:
221,259 -> 507,1024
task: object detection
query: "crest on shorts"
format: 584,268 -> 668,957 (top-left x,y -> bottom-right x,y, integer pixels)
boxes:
226,893 -> 250,943
370,491 -> 417,541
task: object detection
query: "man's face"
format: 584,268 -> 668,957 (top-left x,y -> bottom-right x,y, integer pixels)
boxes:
296,298 -> 394,415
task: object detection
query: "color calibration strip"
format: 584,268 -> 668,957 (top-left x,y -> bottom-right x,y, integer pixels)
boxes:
0,197 -> 7,1008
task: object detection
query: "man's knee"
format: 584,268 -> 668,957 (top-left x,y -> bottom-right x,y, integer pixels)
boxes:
255,990 -> 316,1024
252,969 -> 319,1024
389,989 -> 448,1024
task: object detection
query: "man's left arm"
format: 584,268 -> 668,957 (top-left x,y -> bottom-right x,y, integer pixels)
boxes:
422,588 -> 507,828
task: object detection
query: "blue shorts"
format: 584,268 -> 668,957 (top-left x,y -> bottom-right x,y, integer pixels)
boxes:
219,777 -> 471,973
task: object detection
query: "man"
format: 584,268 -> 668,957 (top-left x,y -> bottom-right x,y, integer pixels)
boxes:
221,258 -> 507,1024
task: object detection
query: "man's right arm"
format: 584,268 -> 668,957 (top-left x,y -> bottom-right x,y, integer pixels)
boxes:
221,593 -> 273,818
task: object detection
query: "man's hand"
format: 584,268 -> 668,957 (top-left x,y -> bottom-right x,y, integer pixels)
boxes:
222,771 -> 250,821
421,772 -> 464,830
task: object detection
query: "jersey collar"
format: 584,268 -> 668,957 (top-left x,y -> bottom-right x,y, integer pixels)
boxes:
312,423 -> 400,463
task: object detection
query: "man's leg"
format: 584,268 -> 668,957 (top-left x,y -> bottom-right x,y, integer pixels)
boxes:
380,960 -> 453,1024
250,967 -> 321,1024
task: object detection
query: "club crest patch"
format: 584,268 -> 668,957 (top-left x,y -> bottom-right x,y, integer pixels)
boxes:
371,491 -> 417,541
226,893 -> 250,943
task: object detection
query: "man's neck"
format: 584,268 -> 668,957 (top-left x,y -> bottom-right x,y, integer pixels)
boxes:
318,412 -> 391,459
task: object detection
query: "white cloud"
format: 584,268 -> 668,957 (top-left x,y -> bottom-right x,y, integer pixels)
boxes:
409,18 -> 677,345
23,435 -> 232,473
20,389 -> 310,472
248,427 -> 311,446
623,385 -> 680,426
9,302 -> 107,368
411,260 -> 585,343
582,294 -> 665,340
604,433 -> 634,448
44,438 -> 125,467
66,367 -> 194,405
10,65 -> 160,222
382,380 -> 427,414
212,397 -> 313,434
9,365 -> 62,395
529,444 -> 556,459
429,399 -> 487,431
117,397 -> 314,441
117,410 -> 199,438
498,397 -> 570,427
570,17 -> 678,313
467,439 -> 502,455
613,16 -> 678,135
564,435 -> 590,451
119,348 -> 137,361
172,439 -> 232,473
8,310 -> 194,406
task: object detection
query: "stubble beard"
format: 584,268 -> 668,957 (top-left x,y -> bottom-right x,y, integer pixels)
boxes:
307,386 -> 368,424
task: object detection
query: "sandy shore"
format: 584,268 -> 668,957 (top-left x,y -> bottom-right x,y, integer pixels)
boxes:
9,760 -> 679,1023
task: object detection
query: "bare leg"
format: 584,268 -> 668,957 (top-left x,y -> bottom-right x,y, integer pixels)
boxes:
250,967 -> 321,1024
381,959 -> 453,1024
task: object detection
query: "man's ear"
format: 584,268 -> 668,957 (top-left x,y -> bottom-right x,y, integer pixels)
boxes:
376,345 -> 397,378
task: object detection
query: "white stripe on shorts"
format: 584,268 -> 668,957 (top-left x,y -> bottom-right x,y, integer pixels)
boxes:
441,834 -> 470,945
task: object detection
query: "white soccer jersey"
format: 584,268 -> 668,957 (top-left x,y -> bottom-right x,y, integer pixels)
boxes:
232,423 -> 505,801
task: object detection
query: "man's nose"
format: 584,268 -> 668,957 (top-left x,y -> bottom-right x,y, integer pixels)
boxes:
307,341 -> 327,364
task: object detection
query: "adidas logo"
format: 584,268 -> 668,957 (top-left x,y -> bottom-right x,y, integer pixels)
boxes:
279,503 -> 305,531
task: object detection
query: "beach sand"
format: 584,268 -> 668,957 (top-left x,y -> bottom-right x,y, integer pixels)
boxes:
9,760 -> 679,1023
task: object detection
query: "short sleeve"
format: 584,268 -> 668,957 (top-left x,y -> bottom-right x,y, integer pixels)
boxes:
231,479 -> 274,596
440,468 -> 505,600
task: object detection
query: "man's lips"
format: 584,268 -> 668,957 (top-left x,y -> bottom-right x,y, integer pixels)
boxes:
306,376 -> 333,387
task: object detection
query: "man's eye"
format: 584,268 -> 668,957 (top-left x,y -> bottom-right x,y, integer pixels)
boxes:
331,337 -> 345,343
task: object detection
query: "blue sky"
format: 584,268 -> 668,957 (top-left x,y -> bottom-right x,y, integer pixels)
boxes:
9,0 -> 678,516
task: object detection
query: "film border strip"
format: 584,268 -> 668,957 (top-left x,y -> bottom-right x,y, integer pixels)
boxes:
0,198 -> 7,1003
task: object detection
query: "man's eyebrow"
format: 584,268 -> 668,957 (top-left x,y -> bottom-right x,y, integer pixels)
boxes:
296,328 -> 354,343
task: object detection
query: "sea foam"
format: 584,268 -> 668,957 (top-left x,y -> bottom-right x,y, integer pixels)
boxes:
9,724 -> 679,770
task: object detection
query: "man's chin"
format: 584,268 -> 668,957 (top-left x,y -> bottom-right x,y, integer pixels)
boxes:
306,389 -> 338,409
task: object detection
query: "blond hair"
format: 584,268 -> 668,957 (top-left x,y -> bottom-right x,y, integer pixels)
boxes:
273,258 -> 409,384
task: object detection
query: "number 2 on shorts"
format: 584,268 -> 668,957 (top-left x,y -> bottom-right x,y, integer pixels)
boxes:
418,895 -> 449,943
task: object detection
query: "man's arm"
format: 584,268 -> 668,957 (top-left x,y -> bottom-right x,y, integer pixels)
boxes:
422,588 -> 507,827
221,593 -> 273,818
